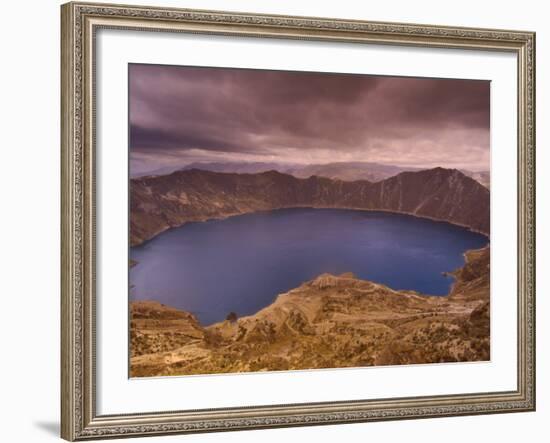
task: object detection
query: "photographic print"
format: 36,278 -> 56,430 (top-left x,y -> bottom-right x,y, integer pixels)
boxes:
128,64 -> 490,378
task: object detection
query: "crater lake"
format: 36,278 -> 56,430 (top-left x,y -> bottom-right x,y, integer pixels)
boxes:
129,208 -> 489,325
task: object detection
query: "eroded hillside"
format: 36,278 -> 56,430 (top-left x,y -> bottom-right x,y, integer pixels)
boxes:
130,167 -> 490,246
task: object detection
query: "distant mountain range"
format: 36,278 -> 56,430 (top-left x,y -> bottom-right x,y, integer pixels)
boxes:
179,161 -> 423,183
130,167 -> 490,246
132,161 -> 489,188
288,162 -> 422,182
183,161 -> 291,175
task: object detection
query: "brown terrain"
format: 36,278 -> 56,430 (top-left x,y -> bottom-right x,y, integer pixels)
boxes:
130,247 -> 490,377
130,167 -> 489,247
129,167 -> 490,377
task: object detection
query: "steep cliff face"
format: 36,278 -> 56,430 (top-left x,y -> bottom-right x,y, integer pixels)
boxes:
130,167 -> 490,246
130,247 -> 490,377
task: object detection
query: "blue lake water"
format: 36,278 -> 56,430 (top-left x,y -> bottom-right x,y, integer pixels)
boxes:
130,208 -> 488,325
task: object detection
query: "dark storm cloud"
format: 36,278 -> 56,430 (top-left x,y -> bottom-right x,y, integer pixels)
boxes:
129,63 -> 490,171
130,123 -> 252,154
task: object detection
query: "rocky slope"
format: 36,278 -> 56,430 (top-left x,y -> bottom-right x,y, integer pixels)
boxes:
130,247 -> 490,377
130,167 -> 490,246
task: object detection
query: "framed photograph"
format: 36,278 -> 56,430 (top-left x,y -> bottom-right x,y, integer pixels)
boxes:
61,2 -> 536,440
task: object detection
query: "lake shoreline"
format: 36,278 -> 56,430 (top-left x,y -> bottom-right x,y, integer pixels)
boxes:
130,245 -> 490,377
131,205 -> 490,249
130,208 -> 489,326
134,244 -> 488,330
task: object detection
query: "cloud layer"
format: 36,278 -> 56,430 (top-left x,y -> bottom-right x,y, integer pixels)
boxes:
129,64 -> 490,173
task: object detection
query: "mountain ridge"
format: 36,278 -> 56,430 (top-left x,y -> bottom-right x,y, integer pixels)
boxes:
132,160 -> 489,187
130,167 -> 490,247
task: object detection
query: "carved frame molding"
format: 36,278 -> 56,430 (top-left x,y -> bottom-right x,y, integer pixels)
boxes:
61,2 -> 535,440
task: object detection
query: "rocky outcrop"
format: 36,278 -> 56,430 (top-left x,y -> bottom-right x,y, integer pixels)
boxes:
130,301 -> 205,359
130,247 -> 490,377
130,167 -> 490,246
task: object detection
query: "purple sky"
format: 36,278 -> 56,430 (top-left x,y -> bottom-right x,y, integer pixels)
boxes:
129,64 -> 490,174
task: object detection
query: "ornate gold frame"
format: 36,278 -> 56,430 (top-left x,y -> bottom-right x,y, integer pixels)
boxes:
61,2 -> 536,440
